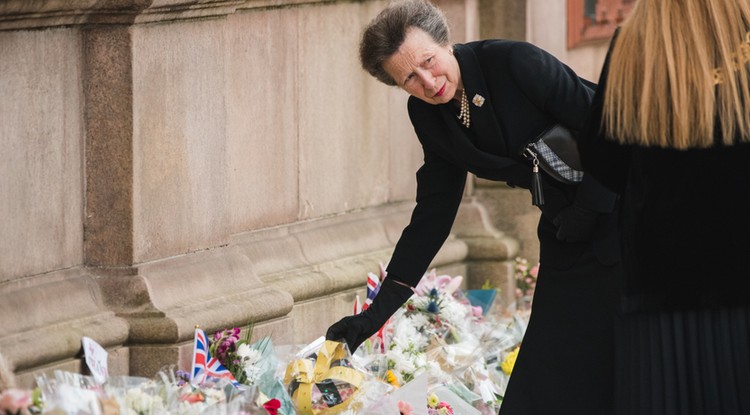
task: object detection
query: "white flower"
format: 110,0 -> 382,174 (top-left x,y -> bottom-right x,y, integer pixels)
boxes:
236,343 -> 259,361
440,297 -> 470,327
176,400 -> 207,415
412,353 -> 428,369
124,388 -> 164,415
388,349 -> 420,380
203,388 -> 226,404
407,312 -> 430,329
391,317 -> 429,352
236,343 -> 264,385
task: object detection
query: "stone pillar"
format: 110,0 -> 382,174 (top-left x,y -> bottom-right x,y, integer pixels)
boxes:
473,0 -> 541,265
84,25 -> 135,267
452,196 -> 520,311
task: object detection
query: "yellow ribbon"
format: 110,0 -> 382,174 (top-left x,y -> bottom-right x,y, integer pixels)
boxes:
284,340 -> 365,415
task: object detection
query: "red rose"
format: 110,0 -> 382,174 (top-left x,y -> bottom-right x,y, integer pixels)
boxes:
263,398 -> 281,415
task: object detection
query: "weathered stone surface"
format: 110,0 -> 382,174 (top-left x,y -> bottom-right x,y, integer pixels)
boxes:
2,0 -> 586,383
84,25 -> 135,267
0,269 -> 129,373
0,28 -> 84,280
0,0 -> 345,30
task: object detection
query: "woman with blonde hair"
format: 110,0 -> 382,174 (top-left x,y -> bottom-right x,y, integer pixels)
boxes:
579,0 -> 750,414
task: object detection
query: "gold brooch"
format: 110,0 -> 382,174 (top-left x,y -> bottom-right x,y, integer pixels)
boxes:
472,94 -> 485,107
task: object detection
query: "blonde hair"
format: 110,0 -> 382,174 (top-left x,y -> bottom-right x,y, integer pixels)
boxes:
602,0 -> 750,148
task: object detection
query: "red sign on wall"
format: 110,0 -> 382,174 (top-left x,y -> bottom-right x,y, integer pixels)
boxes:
567,0 -> 634,49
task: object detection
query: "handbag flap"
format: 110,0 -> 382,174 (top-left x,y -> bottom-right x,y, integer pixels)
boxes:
536,124 -> 583,171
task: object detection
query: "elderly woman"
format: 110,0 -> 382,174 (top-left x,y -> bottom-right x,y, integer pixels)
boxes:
326,1 -> 621,413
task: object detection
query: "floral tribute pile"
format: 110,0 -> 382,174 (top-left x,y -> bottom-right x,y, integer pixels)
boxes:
0,259 -> 538,415
353,264 -> 529,415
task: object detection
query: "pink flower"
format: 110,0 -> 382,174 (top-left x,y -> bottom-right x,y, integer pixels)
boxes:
0,389 -> 33,413
415,269 -> 463,296
471,306 -> 484,318
179,391 -> 205,403
397,400 -> 414,415
529,263 -> 539,278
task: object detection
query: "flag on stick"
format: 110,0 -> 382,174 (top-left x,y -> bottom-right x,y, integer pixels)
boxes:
191,328 -> 240,387
353,294 -> 362,315
362,271 -> 381,311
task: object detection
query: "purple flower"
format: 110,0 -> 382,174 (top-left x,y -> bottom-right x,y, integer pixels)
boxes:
175,369 -> 191,386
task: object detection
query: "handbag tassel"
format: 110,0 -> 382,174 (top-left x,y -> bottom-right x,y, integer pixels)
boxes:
524,145 -> 545,206
531,161 -> 544,206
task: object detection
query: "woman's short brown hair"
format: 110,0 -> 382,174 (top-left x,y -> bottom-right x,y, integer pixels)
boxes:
359,0 -> 450,86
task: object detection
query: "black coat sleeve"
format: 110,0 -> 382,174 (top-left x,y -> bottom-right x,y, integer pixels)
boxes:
506,42 -> 595,133
507,41 -> 618,213
385,142 -> 467,287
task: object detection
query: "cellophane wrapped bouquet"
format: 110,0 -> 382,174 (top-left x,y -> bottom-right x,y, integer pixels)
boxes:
29,367 -> 270,415
206,326 -> 294,415
354,267 -> 529,415
282,337 -> 394,415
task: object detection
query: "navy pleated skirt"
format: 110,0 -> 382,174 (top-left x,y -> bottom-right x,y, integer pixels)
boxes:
615,306 -> 750,415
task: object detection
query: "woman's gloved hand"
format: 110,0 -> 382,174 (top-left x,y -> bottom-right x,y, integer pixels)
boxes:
325,277 -> 414,352
553,204 -> 598,242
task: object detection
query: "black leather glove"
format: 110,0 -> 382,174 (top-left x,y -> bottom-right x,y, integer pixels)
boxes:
553,204 -> 598,242
325,277 -> 414,352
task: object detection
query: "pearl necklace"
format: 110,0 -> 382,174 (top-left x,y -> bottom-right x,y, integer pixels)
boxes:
457,89 -> 470,128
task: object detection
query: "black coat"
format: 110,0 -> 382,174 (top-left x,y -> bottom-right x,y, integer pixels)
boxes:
386,39 -> 620,286
383,39 -> 622,414
579,33 -> 750,313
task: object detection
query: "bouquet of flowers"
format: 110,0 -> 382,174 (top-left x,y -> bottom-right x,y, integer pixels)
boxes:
28,367 -> 272,415
513,257 -> 539,313
382,270 -> 483,386
427,392 -> 454,415
207,326 -> 294,415
210,327 -> 259,387
349,265 -> 532,414
283,337 -> 395,415
34,370 -> 111,415
0,388 -> 41,415
393,391 -> 457,415
283,338 -> 363,414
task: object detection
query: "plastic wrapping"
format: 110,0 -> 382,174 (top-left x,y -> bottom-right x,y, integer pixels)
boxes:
242,337 -> 295,415
283,337 -> 393,415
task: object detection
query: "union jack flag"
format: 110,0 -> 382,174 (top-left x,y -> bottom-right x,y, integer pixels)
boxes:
362,271 -> 381,311
191,328 -> 241,387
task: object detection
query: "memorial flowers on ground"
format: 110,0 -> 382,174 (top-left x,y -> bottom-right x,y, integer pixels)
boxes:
0,258 -> 536,415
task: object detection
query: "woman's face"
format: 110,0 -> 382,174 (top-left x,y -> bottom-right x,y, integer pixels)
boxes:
383,27 -> 462,105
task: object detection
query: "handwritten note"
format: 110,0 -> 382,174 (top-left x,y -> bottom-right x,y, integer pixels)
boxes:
82,336 -> 109,384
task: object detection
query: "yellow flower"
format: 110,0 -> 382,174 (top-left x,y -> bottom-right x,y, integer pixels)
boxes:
427,393 -> 440,408
501,346 -> 520,375
385,369 -> 400,388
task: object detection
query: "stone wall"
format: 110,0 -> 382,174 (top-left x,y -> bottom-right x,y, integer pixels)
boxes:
0,0 -> 523,387
0,0 -> 611,387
